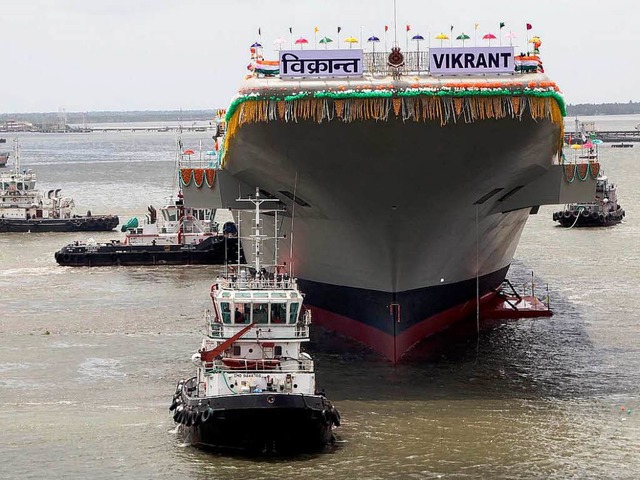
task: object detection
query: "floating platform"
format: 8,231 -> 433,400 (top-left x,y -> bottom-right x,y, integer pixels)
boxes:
611,143 -> 634,148
481,280 -> 552,320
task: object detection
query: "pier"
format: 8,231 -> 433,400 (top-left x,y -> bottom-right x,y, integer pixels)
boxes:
564,130 -> 640,143
68,125 -> 215,133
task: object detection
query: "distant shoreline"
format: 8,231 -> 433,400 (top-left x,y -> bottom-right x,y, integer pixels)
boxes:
0,110 -> 219,126
2,103 -> 640,125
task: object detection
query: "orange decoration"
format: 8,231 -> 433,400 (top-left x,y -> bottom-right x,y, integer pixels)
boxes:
193,169 -> 205,188
564,164 -> 576,181
577,163 -> 589,178
205,168 -> 216,188
181,168 -> 193,185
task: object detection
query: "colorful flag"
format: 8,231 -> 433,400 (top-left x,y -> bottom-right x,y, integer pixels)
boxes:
314,26 -> 319,33
255,59 -> 280,75
337,26 -> 342,34
526,23 -> 532,30
499,22 -> 505,29
474,23 -> 479,30
406,24 -> 411,32
385,25 -> 389,32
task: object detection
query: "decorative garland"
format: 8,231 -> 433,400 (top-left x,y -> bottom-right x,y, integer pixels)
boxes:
179,168 -> 217,189
222,82 -> 566,166
576,163 -> 589,181
562,162 -> 600,183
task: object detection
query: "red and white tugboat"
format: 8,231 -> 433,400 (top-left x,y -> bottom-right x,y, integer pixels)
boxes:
169,188 -> 340,454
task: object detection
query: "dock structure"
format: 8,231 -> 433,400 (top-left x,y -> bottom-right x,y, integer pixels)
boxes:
74,125 -> 215,133
0,124 -> 216,134
564,130 -> 640,143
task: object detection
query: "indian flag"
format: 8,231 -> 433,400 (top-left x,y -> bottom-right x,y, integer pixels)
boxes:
255,59 -> 279,76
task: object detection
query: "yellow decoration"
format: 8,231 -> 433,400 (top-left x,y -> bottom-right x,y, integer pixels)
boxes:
222,94 -> 565,166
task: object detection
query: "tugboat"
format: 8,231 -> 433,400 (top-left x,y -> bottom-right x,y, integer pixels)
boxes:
54,194 -> 242,266
553,172 -> 625,227
169,188 -> 340,454
0,142 -> 118,232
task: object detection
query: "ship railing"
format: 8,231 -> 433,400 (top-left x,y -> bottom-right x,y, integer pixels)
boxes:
217,277 -> 297,291
206,321 -> 310,339
203,359 -> 314,373
178,155 -> 220,169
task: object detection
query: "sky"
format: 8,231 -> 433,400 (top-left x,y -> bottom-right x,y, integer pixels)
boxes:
2,0 -> 636,113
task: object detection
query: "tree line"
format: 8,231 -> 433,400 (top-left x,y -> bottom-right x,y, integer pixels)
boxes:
566,101 -> 640,116
0,110 -> 219,125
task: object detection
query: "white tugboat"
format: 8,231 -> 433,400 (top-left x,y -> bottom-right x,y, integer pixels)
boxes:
169,188 -> 340,454
0,140 -> 118,232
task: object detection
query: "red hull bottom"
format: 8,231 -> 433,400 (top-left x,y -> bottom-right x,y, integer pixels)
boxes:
310,291 -> 500,363
310,291 -> 552,363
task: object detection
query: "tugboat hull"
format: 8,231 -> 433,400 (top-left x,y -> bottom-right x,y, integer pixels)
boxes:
553,207 -> 625,227
55,236 -> 242,266
0,215 -> 119,233
173,393 -> 338,454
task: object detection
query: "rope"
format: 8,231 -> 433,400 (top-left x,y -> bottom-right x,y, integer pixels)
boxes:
220,370 -> 238,394
565,206 -> 585,229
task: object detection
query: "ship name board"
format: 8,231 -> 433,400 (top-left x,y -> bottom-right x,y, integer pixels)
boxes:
429,47 -> 515,75
279,49 -> 364,78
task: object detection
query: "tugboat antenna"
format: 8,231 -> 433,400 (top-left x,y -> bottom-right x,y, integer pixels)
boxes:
289,172 -> 298,277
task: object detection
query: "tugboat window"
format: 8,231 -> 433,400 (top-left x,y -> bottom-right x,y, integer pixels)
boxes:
233,303 -> 249,324
271,303 -> 286,323
274,346 -> 282,356
252,303 -> 269,324
221,302 -> 231,323
289,302 -> 300,324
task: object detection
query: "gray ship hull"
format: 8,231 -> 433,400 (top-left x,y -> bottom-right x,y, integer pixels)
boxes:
184,76 -> 596,361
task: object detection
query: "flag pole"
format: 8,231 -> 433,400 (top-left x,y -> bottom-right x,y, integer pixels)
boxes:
384,27 -> 387,53
393,0 -> 398,46
405,24 -> 409,52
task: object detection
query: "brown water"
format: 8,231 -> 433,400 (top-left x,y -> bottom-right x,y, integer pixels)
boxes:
1,120 -> 639,479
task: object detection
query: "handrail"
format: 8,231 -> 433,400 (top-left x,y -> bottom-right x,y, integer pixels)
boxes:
203,360 -> 314,373
214,277 -> 298,291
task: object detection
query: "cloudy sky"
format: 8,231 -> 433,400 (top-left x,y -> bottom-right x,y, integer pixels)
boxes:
2,0 -> 634,113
